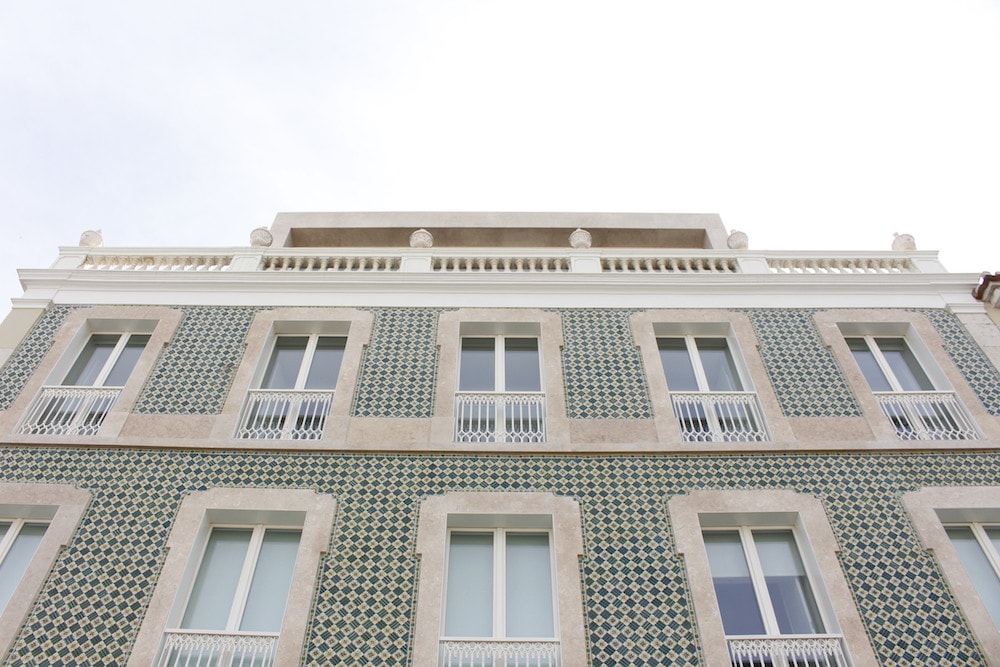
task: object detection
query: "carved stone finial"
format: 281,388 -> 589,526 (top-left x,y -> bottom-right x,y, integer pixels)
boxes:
892,232 -> 916,251
727,230 -> 749,250
79,229 -> 103,247
410,228 -> 433,248
569,228 -> 592,249
250,227 -> 273,247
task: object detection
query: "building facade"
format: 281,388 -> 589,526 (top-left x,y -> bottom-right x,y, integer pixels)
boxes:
0,212 -> 998,666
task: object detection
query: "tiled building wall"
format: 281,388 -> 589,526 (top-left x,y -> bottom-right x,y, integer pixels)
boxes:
2,447 -> 996,665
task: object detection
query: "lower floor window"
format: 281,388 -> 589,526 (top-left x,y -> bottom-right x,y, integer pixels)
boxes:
0,520 -> 48,613
945,523 -> 1000,628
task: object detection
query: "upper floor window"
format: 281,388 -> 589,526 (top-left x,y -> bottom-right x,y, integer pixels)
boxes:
657,336 -> 768,442
845,334 -> 979,440
456,334 -> 544,443
236,334 -> 346,440
17,332 -> 150,436
442,526 -> 557,666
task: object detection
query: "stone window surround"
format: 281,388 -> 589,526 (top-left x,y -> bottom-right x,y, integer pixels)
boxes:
813,310 -> 999,443
631,310 -> 793,447
0,482 -> 90,662
431,309 -> 569,448
127,487 -> 336,666
411,491 -> 587,666
668,489 -> 878,667
0,306 -> 183,439
213,307 -> 373,446
903,487 -> 1000,665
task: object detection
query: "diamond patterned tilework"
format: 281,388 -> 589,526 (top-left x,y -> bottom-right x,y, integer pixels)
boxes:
3,448 -> 994,665
554,309 -> 653,419
742,309 -> 863,418
0,306 -> 80,411
352,308 -> 446,418
134,307 -> 264,415
912,308 -> 1000,416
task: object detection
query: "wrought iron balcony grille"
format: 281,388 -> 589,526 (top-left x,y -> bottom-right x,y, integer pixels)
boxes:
439,639 -> 560,667
669,392 -> 769,442
16,386 -> 121,436
454,392 -> 546,443
155,629 -> 278,667
235,389 -> 334,440
873,391 -> 980,440
728,634 -> 850,667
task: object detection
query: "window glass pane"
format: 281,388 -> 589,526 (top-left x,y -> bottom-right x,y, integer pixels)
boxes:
460,338 -> 496,392
847,338 -> 893,392
754,530 -> 825,634
704,531 -> 766,635
240,529 -> 302,632
444,532 -> 494,637
696,339 -> 742,391
304,337 -> 346,390
0,523 -> 47,612
876,338 -> 934,391
504,338 -> 541,392
63,334 -> 119,386
948,526 -> 1000,628
181,528 -> 253,630
103,334 -> 150,387
262,337 -> 308,389
658,338 -> 699,391
505,533 -> 554,638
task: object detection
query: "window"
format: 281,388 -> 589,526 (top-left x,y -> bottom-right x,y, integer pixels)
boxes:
456,335 -> 544,443
669,490 -> 877,667
904,488 -> 1000,663
159,525 -> 302,666
0,483 -> 90,659
845,335 -> 979,440
128,488 -> 336,667
17,332 -> 150,436
236,334 -> 346,439
411,492 -> 587,667
442,527 -> 557,666
657,336 -> 768,442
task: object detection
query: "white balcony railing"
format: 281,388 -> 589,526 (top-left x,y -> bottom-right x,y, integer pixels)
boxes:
455,392 -> 545,443
16,386 -> 121,436
670,392 -> 769,442
874,391 -> 980,441
156,629 -> 278,667
728,635 -> 850,667
440,639 -> 560,667
235,389 -> 335,440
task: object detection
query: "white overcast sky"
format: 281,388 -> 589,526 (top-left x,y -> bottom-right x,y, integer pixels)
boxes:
1,1 -> 998,308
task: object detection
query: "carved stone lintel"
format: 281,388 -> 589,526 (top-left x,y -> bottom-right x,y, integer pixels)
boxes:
892,232 -> 916,251
79,229 -> 103,247
569,228 -> 592,249
727,230 -> 749,250
250,227 -> 273,248
410,228 -> 434,248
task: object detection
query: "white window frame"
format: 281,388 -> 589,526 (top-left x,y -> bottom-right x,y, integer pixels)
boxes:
128,488 -> 336,667
904,487 -> 1000,665
668,490 -> 878,667
412,492 -> 586,666
0,483 -> 90,663
215,308 -> 373,446
3,307 -> 182,439
458,333 -> 543,394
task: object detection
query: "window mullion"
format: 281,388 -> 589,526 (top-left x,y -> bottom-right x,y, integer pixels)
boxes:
495,336 -> 505,392
92,334 -> 128,387
0,518 -> 25,564
741,527 -> 781,636
687,337 -> 711,391
867,336 -> 905,392
293,335 -> 318,390
225,524 -> 266,632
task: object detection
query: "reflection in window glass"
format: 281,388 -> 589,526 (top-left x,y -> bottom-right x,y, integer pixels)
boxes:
459,339 -> 496,392
504,339 -> 540,392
